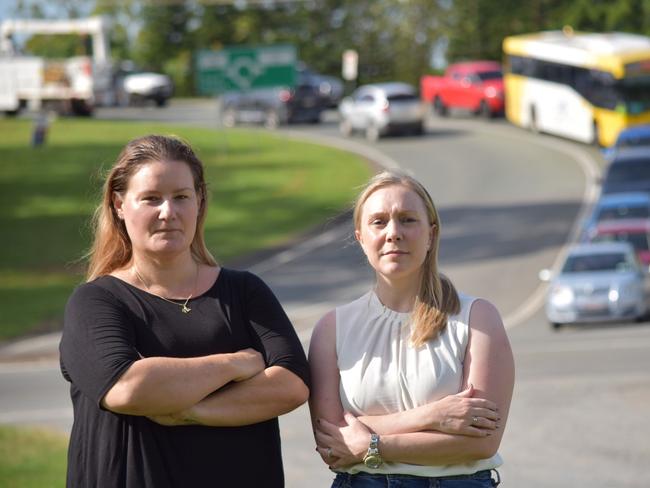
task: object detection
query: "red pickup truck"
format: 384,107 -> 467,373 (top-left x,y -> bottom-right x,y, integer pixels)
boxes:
420,61 -> 504,118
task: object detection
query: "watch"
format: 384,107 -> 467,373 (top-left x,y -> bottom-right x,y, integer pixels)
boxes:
362,433 -> 383,469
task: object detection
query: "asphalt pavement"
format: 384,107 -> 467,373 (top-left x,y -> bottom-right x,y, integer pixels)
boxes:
2,101 -> 650,488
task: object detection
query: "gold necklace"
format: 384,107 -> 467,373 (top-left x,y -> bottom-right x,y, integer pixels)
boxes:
132,263 -> 198,314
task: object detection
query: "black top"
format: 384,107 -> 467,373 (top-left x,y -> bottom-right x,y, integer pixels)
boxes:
60,268 -> 309,488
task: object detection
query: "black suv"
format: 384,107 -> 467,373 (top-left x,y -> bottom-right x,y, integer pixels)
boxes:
220,76 -> 334,128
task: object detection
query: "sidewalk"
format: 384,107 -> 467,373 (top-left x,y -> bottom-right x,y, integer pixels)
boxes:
0,332 -> 61,363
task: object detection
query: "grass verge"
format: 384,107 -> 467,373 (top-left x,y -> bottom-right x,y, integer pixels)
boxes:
0,117 -> 371,340
0,425 -> 68,488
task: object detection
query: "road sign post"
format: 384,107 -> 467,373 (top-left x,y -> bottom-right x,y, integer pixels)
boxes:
342,49 -> 358,81
196,44 -> 297,95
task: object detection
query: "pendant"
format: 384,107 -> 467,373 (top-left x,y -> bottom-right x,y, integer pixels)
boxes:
181,305 -> 191,314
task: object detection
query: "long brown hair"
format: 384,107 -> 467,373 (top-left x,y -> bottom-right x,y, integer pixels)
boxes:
353,170 -> 460,346
86,135 -> 217,281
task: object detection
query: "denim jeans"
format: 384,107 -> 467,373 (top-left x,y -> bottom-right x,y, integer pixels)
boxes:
331,469 -> 500,488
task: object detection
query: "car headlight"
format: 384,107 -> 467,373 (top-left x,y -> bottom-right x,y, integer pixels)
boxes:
550,285 -> 574,307
611,282 -> 641,302
485,87 -> 497,98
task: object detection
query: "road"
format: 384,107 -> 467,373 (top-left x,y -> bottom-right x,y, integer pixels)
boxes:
1,100 -> 649,487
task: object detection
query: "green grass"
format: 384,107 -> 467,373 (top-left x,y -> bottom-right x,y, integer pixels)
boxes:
0,425 -> 68,488
0,117 -> 370,340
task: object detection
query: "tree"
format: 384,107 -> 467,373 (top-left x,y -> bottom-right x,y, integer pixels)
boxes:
13,0 -> 95,58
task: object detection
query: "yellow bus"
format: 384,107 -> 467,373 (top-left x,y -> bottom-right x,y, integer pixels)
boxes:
503,29 -> 650,147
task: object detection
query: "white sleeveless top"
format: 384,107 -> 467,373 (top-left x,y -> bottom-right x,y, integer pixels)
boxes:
335,290 -> 502,476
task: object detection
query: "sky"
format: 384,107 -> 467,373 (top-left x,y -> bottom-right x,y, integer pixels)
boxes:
0,0 -> 16,21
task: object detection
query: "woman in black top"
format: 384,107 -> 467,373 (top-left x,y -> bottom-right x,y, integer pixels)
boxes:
60,135 -> 310,488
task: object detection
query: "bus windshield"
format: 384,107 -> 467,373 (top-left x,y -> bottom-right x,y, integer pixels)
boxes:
616,76 -> 650,115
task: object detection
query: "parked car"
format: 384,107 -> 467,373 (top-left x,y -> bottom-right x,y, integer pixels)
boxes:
602,124 -> 650,160
541,242 -> 648,329
338,82 -> 426,141
600,147 -> 650,195
587,218 -> 650,269
420,61 -> 504,118
220,82 -> 328,128
580,192 -> 650,240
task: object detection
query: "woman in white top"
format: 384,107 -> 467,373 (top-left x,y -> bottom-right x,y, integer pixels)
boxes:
308,171 -> 514,487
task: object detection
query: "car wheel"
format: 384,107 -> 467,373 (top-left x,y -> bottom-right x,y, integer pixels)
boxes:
222,107 -> 237,128
71,99 -> 93,117
634,304 -> 646,323
412,122 -> 424,136
529,106 -> 539,133
264,110 -> 280,129
433,96 -> 448,117
551,322 -> 562,331
478,100 -> 492,119
591,120 -> 600,146
339,118 -> 353,137
5,107 -> 21,117
365,123 -> 380,142
129,94 -> 145,107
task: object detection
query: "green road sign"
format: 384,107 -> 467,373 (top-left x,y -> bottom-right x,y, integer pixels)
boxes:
196,44 -> 297,95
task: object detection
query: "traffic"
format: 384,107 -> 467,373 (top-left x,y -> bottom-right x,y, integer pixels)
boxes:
539,122 -> 650,329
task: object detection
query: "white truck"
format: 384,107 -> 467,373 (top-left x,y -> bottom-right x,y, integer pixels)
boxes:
0,16 -> 114,115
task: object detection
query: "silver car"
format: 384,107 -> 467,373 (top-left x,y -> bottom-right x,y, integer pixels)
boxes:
541,242 -> 648,329
338,82 -> 426,141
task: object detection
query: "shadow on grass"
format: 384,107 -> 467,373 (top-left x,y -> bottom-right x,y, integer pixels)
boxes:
0,118 -> 371,339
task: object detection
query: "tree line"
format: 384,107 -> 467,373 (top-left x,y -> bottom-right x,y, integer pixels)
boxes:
12,0 -> 650,95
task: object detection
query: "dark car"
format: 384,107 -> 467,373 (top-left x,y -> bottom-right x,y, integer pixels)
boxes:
587,218 -> 650,269
602,124 -> 650,160
297,67 -> 344,108
601,147 -> 650,195
580,192 -> 650,241
220,81 -> 328,129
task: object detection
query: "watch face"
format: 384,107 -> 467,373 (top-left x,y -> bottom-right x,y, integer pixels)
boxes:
363,454 -> 382,469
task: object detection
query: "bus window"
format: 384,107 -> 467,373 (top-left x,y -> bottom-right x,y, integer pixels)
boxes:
503,31 -> 650,146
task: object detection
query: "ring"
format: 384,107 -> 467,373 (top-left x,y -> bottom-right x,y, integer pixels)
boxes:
472,416 -> 479,424
326,447 -> 332,458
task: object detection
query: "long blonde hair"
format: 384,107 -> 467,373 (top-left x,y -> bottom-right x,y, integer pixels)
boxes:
86,135 -> 217,281
353,170 -> 460,346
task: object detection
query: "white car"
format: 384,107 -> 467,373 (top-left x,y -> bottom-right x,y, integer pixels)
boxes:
541,242 -> 648,329
119,71 -> 174,107
338,82 -> 426,141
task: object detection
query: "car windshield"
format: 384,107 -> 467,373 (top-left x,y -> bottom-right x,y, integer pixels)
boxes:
477,70 -> 502,81
596,205 -> 650,221
562,252 -> 632,273
387,93 -> 418,102
592,231 -> 650,251
606,160 -> 650,183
